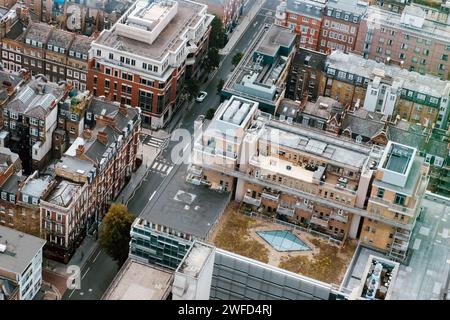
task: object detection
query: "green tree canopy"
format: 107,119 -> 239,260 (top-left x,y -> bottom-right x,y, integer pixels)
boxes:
232,52 -> 244,67
217,79 -> 225,94
184,79 -> 200,101
206,47 -> 220,72
100,204 -> 134,267
205,108 -> 217,120
209,16 -> 226,49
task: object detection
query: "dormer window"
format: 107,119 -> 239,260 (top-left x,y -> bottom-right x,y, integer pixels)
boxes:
48,44 -> 53,50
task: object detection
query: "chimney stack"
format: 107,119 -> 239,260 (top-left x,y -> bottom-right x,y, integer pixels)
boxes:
119,104 -> 128,116
76,144 -> 85,157
97,131 -> 108,145
83,128 -> 92,140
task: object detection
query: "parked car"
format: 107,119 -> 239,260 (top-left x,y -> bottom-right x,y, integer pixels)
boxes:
196,91 -> 208,102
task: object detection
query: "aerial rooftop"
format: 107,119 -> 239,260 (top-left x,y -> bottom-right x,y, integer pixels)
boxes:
21,174 -> 53,199
139,164 -> 230,239
102,259 -> 173,300
95,0 -> 208,60
176,241 -> 215,279
0,225 -> 46,275
366,5 -> 450,43
326,50 -> 450,98
381,143 -> 415,175
255,24 -> 296,58
353,255 -> 400,300
44,179 -> 83,208
259,116 -> 372,169
6,77 -> 64,119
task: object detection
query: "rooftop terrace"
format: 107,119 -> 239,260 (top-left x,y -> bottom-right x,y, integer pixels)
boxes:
95,0 -> 207,60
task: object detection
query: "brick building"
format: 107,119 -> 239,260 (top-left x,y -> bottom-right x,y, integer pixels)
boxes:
2,76 -> 68,173
354,4 -> 450,79
318,0 -> 368,53
1,11 -> 92,91
275,0 -> 325,50
88,0 -> 213,129
191,95 -> 429,262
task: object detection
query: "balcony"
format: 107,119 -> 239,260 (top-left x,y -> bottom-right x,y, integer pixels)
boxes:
310,214 -> 329,228
393,228 -> 411,242
186,57 -> 196,66
320,173 -> 358,196
243,194 -> 261,207
261,189 -> 280,202
330,211 -> 349,223
277,204 -> 295,217
369,197 -> 416,217
295,201 -> 314,212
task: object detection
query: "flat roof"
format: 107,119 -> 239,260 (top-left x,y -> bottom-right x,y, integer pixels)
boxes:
0,225 -> 46,275
95,0 -> 206,60
373,156 -> 424,195
255,24 -> 296,57
260,120 -> 370,169
326,50 -> 450,98
139,164 -> 230,239
102,259 -> 173,300
382,143 -> 414,174
21,175 -> 53,198
285,0 -> 325,18
366,5 -> 450,45
176,241 -> 214,279
257,154 -> 315,183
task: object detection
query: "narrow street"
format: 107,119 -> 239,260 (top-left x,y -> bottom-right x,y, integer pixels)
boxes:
61,0 -> 277,300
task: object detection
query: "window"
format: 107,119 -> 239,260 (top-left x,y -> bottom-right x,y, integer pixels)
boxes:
96,50 -> 101,56
377,188 -> 384,198
109,53 -> 113,60
23,194 -> 29,203
394,193 -> 406,206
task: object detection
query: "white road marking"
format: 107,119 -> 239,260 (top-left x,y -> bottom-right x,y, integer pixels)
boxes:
166,166 -> 173,175
413,238 -> 421,250
149,191 -> 156,202
161,165 -> 168,172
92,250 -> 102,263
152,162 -> 158,169
156,163 -> 163,170
68,290 -> 76,298
81,267 -> 91,280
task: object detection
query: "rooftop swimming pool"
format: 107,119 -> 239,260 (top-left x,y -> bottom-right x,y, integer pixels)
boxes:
257,230 -> 311,252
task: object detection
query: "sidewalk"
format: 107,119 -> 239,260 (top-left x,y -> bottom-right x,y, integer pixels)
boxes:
219,0 -> 265,56
44,235 -> 99,276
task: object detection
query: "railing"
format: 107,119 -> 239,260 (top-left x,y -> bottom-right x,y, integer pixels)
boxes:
243,211 -> 343,246
295,202 -> 314,212
310,214 -> 329,228
276,205 -> 295,217
330,212 -> 349,224
243,194 -> 262,207
369,197 -> 416,217
261,191 -> 280,201
320,180 -> 357,196
198,163 -> 415,230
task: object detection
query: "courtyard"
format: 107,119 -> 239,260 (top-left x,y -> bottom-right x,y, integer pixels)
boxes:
211,201 -> 357,285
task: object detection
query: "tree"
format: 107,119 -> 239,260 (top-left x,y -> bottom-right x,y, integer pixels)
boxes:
205,47 -> 220,72
99,204 -> 134,267
184,79 -> 200,101
205,108 -> 217,120
217,79 -> 225,94
209,16 -> 226,50
232,52 -> 244,67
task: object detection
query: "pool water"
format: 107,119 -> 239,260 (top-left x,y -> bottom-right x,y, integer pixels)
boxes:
257,230 -> 311,252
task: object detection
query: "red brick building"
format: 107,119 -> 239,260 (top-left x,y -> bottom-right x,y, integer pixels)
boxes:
318,0 -> 368,53
275,0 -> 325,51
88,0 -> 213,129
